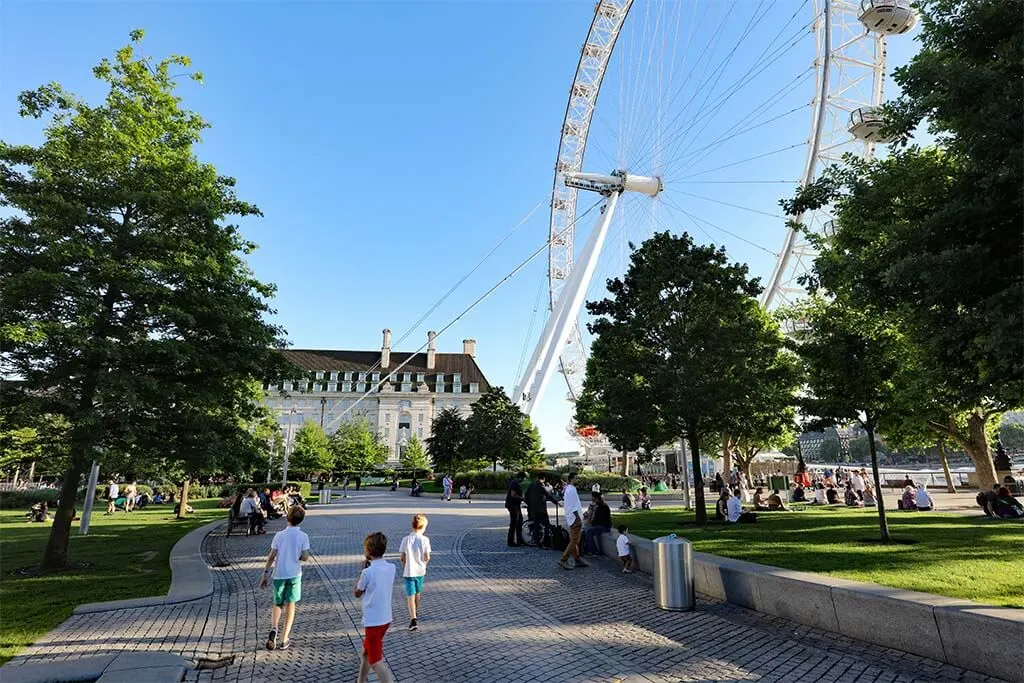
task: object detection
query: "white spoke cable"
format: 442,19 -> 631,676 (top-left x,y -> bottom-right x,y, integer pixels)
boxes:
678,142 -> 806,180
337,198 -> 605,420
665,188 -> 785,218
661,195 -> 779,256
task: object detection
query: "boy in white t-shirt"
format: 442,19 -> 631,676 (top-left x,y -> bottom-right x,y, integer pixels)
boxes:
355,532 -> 396,683
616,525 -> 633,573
399,514 -> 432,631
260,506 -> 311,651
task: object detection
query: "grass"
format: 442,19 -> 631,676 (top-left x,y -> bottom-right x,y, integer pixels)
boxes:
616,505 -> 1024,608
0,499 -> 224,664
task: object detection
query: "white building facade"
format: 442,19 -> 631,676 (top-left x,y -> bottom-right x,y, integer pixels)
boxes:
263,330 -> 490,465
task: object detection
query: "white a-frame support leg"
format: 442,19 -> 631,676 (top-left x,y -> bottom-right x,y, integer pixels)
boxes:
515,190 -> 621,417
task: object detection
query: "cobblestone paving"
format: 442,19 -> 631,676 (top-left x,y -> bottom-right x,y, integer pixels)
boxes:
4,491 -> 1006,682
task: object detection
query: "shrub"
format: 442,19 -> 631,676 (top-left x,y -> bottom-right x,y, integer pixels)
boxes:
233,481 -> 311,499
449,469 -> 641,493
0,488 -> 61,510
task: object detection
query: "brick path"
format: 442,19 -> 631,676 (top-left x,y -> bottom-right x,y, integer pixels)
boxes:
3,491 -> 1005,682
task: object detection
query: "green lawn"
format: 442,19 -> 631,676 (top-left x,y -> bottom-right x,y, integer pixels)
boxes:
0,499 -> 224,664
616,505 -> 1024,608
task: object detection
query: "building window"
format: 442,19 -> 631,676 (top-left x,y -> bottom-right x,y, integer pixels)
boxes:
371,372 -> 380,382
267,383 -> 278,391
342,382 -> 352,393
385,413 -> 391,423
356,382 -> 366,393
453,373 -> 462,393
469,382 -> 479,393
416,372 -> 425,383
344,371 -> 352,381
401,382 -> 411,392
384,427 -> 390,439
315,371 -> 324,380
358,372 -> 366,381
418,428 -> 423,438
313,383 -> 322,392
282,381 -> 293,392
327,382 -> 337,392
418,413 -> 423,423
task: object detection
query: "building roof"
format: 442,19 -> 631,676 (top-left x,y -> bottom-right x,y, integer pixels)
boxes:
279,349 -> 491,393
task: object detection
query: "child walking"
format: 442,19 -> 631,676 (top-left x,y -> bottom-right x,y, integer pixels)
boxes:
355,532 -> 395,683
616,525 -> 633,573
399,514 -> 432,631
260,506 -> 311,650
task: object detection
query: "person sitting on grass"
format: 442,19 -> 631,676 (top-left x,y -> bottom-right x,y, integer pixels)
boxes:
752,487 -> 769,510
862,483 -> 877,507
914,483 -> 934,512
844,482 -> 861,507
791,483 -> 807,503
900,485 -> 917,511
812,482 -> 827,505
767,489 -> 789,511
26,500 -> 49,523
825,484 -> 839,505
994,486 -> 1024,519
619,490 -> 634,510
727,488 -> 757,523
637,487 -> 652,510
715,489 -> 730,521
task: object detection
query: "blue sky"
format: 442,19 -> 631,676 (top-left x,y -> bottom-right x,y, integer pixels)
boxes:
1,1 -> 921,453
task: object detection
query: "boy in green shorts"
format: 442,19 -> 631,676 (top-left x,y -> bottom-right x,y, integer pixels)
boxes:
260,505 -> 311,650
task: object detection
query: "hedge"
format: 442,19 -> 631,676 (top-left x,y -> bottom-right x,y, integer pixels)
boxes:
450,470 -> 641,493
0,488 -> 61,510
232,481 -> 312,499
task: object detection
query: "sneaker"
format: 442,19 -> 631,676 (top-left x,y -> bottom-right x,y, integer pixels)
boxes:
622,568 -> 634,574
278,640 -> 290,651
266,630 -> 277,650
409,618 -> 418,631
558,559 -> 574,570
575,560 -> 590,568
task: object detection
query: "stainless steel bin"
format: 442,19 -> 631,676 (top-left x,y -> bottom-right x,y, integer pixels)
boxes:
653,534 -> 695,611
318,488 -> 331,504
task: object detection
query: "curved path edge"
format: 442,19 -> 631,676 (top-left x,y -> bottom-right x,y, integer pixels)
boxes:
73,519 -> 225,615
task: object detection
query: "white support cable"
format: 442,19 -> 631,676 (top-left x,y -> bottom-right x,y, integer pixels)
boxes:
664,188 -> 785,219
327,199 -> 605,428
660,195 -> 779,256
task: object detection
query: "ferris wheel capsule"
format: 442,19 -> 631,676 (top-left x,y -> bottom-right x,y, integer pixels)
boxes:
858,0 -> 917,35
848,107 -> 895,143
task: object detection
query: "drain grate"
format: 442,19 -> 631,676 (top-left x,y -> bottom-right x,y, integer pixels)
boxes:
211,561 -> 231,568
196,655 -> 236,670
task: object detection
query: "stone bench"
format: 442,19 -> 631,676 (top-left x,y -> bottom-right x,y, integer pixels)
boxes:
595,530 -> 1023,682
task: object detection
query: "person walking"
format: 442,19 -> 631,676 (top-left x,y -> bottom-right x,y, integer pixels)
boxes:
398,515 -> 431,631
505,471 -> 525,547
525,473 -> 558,547
442,474 -> 453,502
355,532 -> 395,683
260,506 -> 311,651
105,479 -> 119,515
558,473 -> 587,570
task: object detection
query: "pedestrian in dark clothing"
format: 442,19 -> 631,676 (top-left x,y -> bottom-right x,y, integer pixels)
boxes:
524,474 -> 558,547
505,471 -> 526,547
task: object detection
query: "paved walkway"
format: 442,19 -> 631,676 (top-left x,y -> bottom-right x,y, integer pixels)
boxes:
4,491 -> 1005,682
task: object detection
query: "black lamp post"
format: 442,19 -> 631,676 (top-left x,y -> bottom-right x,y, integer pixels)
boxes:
320,397 -> 327,428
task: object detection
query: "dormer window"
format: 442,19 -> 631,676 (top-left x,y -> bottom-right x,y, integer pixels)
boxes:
313,383 -> 322,392
371,372 -> 380,382
469,382 -> 479,393
416,372 -> 425,384
342,381 -> 351,392
327,382 -> 337,392
356,382 -> 366,393
282,381 -> 293,392
358,372 -> 366,381
401,382 -> 411,392
344,371 -> 352,381
315,371 -> 324,380
453,373 -> 462,393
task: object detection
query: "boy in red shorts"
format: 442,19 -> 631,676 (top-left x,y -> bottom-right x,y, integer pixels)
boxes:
354,531 -> 395,683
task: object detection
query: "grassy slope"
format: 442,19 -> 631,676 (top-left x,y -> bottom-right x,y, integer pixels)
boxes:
0,499 -> 224,664
616,505 -> 1024,608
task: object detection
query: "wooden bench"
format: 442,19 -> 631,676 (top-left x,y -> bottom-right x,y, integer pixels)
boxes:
226,498 -> 255,537
883,479 -> 909,491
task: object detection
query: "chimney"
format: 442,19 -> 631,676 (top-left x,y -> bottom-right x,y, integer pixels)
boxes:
463,339 -> 476,358
426,330 -> 437,370
381,328 -> 391,369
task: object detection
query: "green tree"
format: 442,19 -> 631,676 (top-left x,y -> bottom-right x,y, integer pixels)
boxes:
463,387 -> 536,472
818,438 -> 841,463
289,421 -> 333,475
521,418 -> 546,469
788,297 -> 913,541
0,33 -> 290,568
785,0 -> 1022,487
998,421 -> 1024,453
330,418 -> 387,473
399,434 -> 430,471
576,232 -> 794,523
426,406 -> 465,474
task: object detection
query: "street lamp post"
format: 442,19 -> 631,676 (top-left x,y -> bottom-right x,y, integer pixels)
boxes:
320,397 -> 327,428
282,408 -> 297,488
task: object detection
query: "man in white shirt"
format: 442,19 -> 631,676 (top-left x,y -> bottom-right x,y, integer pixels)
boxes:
850,470 -> 865,500
106,480 -> 119,515
355,532 -> 396,683
558,473 -> 587,570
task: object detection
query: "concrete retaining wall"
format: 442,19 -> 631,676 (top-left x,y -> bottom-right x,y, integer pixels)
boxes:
596,531 -> 1023,682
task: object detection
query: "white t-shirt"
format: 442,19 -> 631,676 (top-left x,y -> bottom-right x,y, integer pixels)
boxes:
240,497 -> 258,515
727,496 -> 743,523
357,559 -> 396,627
109,484 -> 120,499
814,488 -> 827,504
616,533 -> 630,557
271,525 -> 310,580
399,532 -> 432,578
851,473 -> 865,491
562,484 -> 582,523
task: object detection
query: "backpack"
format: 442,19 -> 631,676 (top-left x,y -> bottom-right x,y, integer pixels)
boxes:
550,504 -> 570,551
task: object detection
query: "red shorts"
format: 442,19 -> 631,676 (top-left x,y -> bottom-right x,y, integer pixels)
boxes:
362,623 -> 389,664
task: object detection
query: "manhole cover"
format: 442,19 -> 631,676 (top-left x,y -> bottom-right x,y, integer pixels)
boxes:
196,655 -> 235,670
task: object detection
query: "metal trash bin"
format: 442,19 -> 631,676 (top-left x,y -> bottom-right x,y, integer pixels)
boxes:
653,534 -> 695,611
318,488 -> 331,504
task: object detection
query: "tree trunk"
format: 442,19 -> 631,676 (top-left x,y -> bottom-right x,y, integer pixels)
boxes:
41,457 -> 87,569
937,440 -> 956,494
687,432 -> 707,524
28,461 -> 36,484
620,452 -> 629,477
177,477 -> 190,520
721,434 -> 733,479
964,410 -> 997,488
864,420 -> 890,542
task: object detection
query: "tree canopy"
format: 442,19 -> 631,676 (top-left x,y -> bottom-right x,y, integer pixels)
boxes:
330,418 -> 388,473
399,434 -> 430,471
463,387 -> 539,472
0,32 -> 290,567
426,406 -> 465,474
289,421 -> 334,475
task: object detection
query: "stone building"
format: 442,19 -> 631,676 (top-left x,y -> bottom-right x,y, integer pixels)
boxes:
263,330 -> 490,464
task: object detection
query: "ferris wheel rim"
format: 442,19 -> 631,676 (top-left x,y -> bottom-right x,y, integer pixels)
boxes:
546,0 -> 896,420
